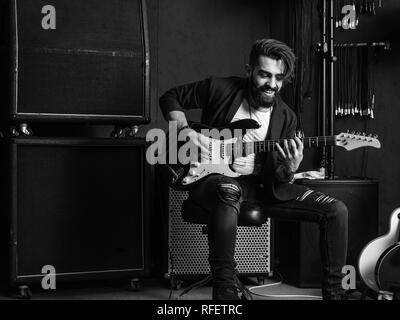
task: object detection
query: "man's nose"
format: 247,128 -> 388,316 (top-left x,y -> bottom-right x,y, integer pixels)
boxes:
267,76 -> 277,89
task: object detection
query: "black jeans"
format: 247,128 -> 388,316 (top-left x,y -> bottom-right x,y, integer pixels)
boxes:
188,174 -> 348,297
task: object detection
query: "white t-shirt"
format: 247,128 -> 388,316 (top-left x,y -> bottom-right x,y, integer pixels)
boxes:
230,99 -> 272,175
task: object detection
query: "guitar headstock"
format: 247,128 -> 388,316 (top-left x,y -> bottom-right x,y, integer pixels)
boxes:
336,132 -> 381,151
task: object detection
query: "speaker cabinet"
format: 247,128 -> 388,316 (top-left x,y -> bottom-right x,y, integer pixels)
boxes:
8,0 -> 149,124
1,137 -> 150,286
163,187 -> 273,278
275,178 -> 379,288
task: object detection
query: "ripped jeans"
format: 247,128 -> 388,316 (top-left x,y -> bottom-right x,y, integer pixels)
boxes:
188,174 -> 348,297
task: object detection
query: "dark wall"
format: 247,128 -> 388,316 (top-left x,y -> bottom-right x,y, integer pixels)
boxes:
140,0 -> 271,135
270,0 -> 400,233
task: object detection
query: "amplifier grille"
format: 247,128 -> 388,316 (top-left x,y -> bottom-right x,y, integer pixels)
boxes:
168,189 -> 271,276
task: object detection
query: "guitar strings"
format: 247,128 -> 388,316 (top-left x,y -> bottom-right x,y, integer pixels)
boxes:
224,136 -> 338,159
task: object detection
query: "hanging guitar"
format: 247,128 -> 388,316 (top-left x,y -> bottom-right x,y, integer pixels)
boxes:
164,119 -> 381,190
358,207 -> 400,297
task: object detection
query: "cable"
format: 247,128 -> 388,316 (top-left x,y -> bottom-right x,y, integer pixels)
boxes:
167,246 -> 175,300
248,270 -> 323,300
249,284 -> 323,300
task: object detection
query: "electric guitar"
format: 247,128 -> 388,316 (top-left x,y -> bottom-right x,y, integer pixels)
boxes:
359,207 -> 400,294
164,119 -> 381,190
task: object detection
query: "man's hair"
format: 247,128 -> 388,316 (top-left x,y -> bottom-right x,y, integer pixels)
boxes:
249,39 -> 296,84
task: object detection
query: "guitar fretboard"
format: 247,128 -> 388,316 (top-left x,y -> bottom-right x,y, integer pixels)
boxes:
227,136 -> 337,156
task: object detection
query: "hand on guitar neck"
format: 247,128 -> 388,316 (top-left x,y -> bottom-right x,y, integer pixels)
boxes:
275,135 -> 304,174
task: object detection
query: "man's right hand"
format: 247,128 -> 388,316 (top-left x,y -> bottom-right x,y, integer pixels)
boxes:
167,111 -> 211,162
178,128 -> 211,162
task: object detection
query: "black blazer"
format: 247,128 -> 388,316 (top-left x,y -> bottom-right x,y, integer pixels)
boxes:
159,76 -> 308,202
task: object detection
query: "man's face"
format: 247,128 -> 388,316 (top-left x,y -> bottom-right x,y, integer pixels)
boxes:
247,55 -> 285,108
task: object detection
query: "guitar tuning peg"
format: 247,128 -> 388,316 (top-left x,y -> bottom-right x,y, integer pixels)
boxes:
362,132 -> 366,136
346,130 -> 350,133
368,134 -> 372,137
373,134 -> 379,139
351,131 -> 355,135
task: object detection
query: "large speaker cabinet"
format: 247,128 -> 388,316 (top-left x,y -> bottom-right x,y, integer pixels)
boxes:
275,178 -> 379,288
161,187 -> 273,279
7,0 -> 150,124
1,137 -> 150,287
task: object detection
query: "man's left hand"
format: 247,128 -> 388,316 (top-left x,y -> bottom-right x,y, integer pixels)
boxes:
275,136 -> 304,173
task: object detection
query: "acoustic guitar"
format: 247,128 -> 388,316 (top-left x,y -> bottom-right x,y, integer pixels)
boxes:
359,207 -> 400,294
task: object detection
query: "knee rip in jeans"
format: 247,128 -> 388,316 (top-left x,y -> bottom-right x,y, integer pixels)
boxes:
296,190 -> 337,204
216,183 -> 241,204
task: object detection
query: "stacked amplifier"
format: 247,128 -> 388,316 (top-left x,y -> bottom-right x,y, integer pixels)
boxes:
0,0 -> 151,297
6,0 -> 150,125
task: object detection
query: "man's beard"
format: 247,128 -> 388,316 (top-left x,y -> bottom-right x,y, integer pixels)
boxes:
248,80 -> 279,109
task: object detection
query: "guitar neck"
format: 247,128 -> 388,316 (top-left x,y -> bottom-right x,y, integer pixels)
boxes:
243,136 -> 337,154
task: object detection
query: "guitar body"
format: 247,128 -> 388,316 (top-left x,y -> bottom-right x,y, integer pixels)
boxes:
166,119 -> 260,190
168,137 -> 240,190
358,207 -> 400,292
376,243 -> 400,292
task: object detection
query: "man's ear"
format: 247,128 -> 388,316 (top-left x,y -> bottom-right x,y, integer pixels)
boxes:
245,64 -> 252,77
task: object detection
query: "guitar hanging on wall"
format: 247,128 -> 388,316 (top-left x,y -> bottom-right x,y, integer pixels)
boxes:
164,119 -> 381,190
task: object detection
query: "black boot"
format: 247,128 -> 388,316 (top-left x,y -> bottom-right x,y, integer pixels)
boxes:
212,283 -> 240,300
211,265 -> 240,300
211,270 -> 252,300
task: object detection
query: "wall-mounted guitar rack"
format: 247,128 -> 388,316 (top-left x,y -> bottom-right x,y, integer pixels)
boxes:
318,1 -> 389,179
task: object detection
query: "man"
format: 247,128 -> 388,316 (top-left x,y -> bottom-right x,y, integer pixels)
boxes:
159,39 -> 349,300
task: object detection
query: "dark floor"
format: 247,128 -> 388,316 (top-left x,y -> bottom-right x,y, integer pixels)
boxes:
0,276 -> 323,300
